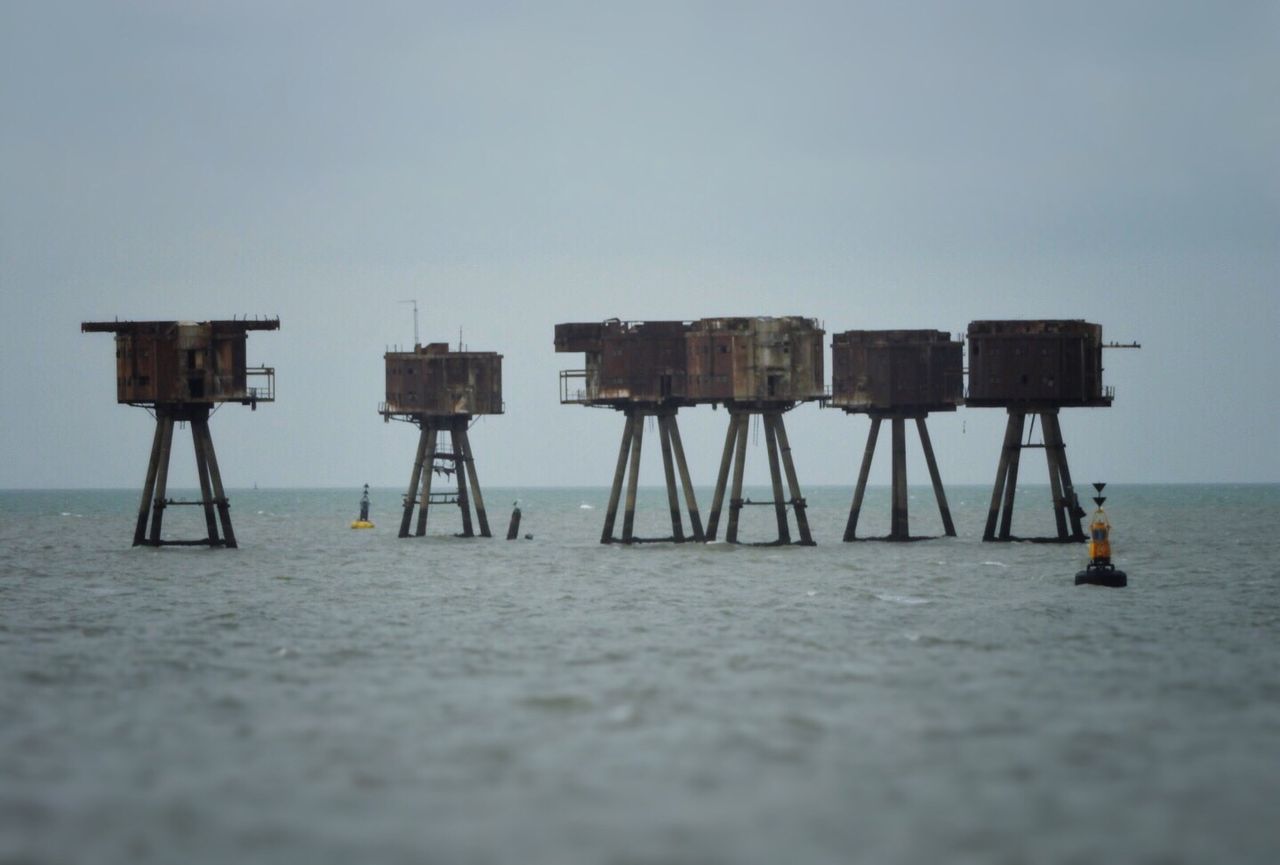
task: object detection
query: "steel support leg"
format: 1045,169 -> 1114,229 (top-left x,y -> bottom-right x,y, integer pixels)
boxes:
773,413 -> 812,545
725,413 -> 750,544
916,416 -> 955,537
134,418 -> 165,546
191,417 -> 221,546
1042,411 -> 1085,541
890,417 -> 909,540
621,412 -> 645,544
763,414 -> 791,544
657,413 -> 684,541
984,411 -> 1022,541
415,427 -> 438,536
454,422 -> 475,538
668,414 -> 704,541
601,412 -> 635,544
457,422 -> 490,537
147,416 -> 175,546
844,417 -> 881,542
399,426 -> 430,538
998,413 -> 1026,540
199,420 -> 236,548
1040,412 -> 1070,540
704,413 -> 740,542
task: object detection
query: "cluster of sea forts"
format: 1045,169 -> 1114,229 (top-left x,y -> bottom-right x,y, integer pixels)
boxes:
82,316 -> 1136,585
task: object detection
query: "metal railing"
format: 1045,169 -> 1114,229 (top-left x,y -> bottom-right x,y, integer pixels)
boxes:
559,369 -> 598,404
245,366 -> 275,405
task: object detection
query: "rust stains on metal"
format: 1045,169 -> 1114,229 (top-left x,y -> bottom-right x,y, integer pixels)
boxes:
555,320 -> 692,406
829,329 -> 962,414
381,344 -> 503,419
81,318 -> 279,407
966,319 -> 1111,407
685,317 -> 825,406
555,316 -> 825,409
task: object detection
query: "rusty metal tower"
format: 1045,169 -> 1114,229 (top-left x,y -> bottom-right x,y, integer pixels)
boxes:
82,318 -> 278,548
687,316 -> 825,546
556,320 -> 704,544
967,320 -> 1114,542
828,330 -> 963,541
382,342 -> 503,538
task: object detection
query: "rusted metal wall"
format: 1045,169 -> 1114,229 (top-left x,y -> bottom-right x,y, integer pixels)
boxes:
384,344 -> 504,416
830,330 -> 962,413
81,319 -> 277,404
554,322 -> 605,353
686,317 -> 824,404
557,316 -> 823,406
596,321 -> 690,403
555,320 -> 692,405
966,320 -> 1108,406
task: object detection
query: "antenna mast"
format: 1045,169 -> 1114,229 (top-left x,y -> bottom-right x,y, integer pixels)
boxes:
399,300 -> 419,349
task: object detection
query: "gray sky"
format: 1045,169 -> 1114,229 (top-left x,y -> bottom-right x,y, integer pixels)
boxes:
2,0 -> 1277,491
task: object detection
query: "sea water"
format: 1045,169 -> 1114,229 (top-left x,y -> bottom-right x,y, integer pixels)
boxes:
2,484 -> 1278,864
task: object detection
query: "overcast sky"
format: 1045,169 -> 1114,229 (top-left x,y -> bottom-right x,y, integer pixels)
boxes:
2,0 -> 1276,493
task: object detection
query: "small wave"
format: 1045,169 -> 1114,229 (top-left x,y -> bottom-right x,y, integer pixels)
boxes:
519,694 -> 593,713
982,561 -> 1009,568
579,504 -> 594,510
604,703 -> 639,726
876,593 -> 930,605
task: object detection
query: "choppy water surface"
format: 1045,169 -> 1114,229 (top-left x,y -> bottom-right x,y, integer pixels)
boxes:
2,484 -> 1278,864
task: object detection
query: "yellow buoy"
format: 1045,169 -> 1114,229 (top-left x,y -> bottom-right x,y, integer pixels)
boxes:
1075,482 -> 1127,587
351,484 -> 373,528
1088,510 -> 1111,563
